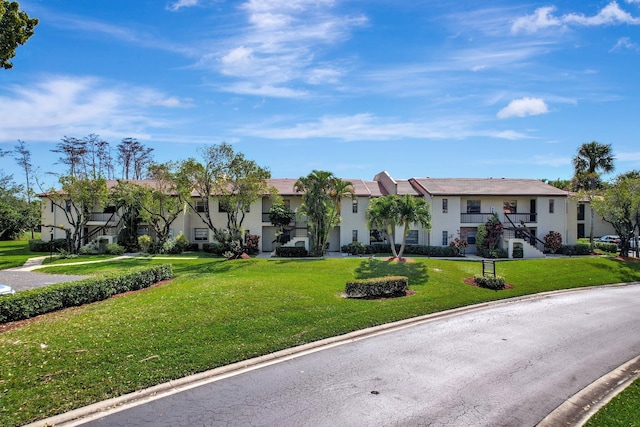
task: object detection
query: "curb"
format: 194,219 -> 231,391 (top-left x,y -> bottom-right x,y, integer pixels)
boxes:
537,355 -> 640,427
25,282 -> 640,427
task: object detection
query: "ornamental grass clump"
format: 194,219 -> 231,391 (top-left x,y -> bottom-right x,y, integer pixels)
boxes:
345,276 -> 408,298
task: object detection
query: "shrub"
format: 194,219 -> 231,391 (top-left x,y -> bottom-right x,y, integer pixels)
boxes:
79,241 -> 101,255
106,243 -> 124,255
138,235 -> 153,253
544,231 -> 563,254
594,242 -> 618,253
28,238 -> 67,252
559,243 -> 591,256
512,246 -> 524,259
485,248 -> 508,259
342,241 -> 366,256
162,237 -> 178,254
0,264 -> 173,323
186,243 -> 200,252
345,276 -> 408,298
244,234 -> 260,255
175,233 -> 189,253
203,242 -> 227,255
275,246 -> 308,257
473,275 -> 506,290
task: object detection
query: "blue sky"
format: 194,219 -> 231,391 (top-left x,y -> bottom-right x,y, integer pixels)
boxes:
2,0 -> 640,188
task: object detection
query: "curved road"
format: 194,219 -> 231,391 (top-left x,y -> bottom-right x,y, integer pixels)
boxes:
61,284 -> 640,427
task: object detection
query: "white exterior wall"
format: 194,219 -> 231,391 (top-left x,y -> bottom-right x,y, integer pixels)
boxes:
339,196 -> 370,247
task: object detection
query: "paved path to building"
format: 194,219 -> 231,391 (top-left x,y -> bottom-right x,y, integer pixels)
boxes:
39,283 -> 640,427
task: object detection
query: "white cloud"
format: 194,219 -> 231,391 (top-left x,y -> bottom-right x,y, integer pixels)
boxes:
236,113 -> 533,141
0,76 -> 189,143
497,98 -> 549,119
512,2 -> 640,34
610,36 -> 640,51
208,0 -> 367,96
167,0 -> 199,12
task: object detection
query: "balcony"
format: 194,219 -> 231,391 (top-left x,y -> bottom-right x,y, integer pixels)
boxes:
89,212 -> 120,223
460,212 -> 537,224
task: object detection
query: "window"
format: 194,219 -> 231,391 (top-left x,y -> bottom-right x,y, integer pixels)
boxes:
503,200 -> 517,214
442,231 -> 448,246
442,198 -> 448,213
168,229 -> 174,238
352,199 -> 358,213
194,228 -> 208,241
352,230 -> 358,242
195,199 -> 206,213
406,230 -> 418,245
218,200 -> 229,213
466,230 -> 476,245
577,204 -> 585,221
283,199 -> 291,209
549,199 -> 555,214
65,199 -> 72,213
466,200 -> 480,214
50,200 -> 54,213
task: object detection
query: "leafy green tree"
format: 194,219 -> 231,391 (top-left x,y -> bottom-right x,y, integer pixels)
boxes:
542,178 -> 572,190
0,172 -> 36,239
294,170 -> 353,257
111,163 -> 187,252
365,194 -> 431,259
591,174 -> 640,257
46,176 -> 109,253
571,141 -> 615,251
0,1 -> 38,70
13,139 -> 37,238
176,143 -> 272,250
366,195 -> 400,258
268,202 -> 296,246
395,195 -> 431,259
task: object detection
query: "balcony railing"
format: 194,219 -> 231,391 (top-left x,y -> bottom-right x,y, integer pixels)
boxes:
460,212 -> 537,224
89,212 -> 120,223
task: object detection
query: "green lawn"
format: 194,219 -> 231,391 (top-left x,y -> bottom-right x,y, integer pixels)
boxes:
585,377 -> 640,427
1,252 -> 640,426
0,239 -> 42,270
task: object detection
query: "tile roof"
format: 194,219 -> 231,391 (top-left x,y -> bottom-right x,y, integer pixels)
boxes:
411,178 -> 569,196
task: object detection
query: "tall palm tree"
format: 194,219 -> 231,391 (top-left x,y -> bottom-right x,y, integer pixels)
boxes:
395,195 -> 431,259
294,170 -> 352,257
366,195 -> 400,258
572,141 -> 615,250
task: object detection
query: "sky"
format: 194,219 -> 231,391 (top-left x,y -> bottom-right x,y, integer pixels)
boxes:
2,0 -> 640,189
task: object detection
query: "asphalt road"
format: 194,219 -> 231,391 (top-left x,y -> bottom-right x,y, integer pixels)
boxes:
72,284 -> 640,427
0,270 -> 91,291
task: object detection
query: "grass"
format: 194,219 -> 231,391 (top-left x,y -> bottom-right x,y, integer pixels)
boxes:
1,251 -> 640,426
0,239 -> 42,270
584,377 -> 640,427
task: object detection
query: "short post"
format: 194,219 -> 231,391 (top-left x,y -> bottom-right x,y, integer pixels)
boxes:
49,227 -> 54,262
482,259 -> 496,278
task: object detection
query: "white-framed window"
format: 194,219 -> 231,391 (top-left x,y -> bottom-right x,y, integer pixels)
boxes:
442,231 -> 448,246
352,230 -> 358,242
194,228 -> 208,241
549,199 -> 555,214
352,199 -> 358,213
466,200 -> 480,214
406,230 -> 418,245
442,198 -> 448,213
195,199 -> 206,213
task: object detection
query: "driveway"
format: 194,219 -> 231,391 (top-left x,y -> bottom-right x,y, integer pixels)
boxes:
0,270 -> 91,291
43,283 -> 640,427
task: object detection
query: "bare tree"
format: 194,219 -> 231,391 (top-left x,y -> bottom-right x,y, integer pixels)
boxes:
13,140 -> 35,237
117,138 -> 154,180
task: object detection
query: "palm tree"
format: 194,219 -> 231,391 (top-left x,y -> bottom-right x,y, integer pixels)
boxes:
294,170 -> 352,257
395,195 -> 432,259
366,195 -> 400,258
572,142 -> 615,250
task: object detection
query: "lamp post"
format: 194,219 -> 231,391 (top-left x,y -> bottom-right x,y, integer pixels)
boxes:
50,227 -> 54,262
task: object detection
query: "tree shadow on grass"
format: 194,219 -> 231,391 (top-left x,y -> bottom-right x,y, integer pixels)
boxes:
353,259 -> 429,285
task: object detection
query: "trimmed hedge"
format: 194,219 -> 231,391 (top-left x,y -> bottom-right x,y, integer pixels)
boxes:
559,243 -> 592,256
29,238 -> 68,252
340,243 -> 458,257
594,242 -> 619,253
202,242 -> 227,255
275,246 -> 308,257
0,264 -> 173,323
345,276 -> 409,298
473,275 -> 506,290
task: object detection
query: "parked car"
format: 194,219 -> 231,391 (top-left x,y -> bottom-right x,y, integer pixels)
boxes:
0,284 -> 15,296
599,235 -> 620,244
